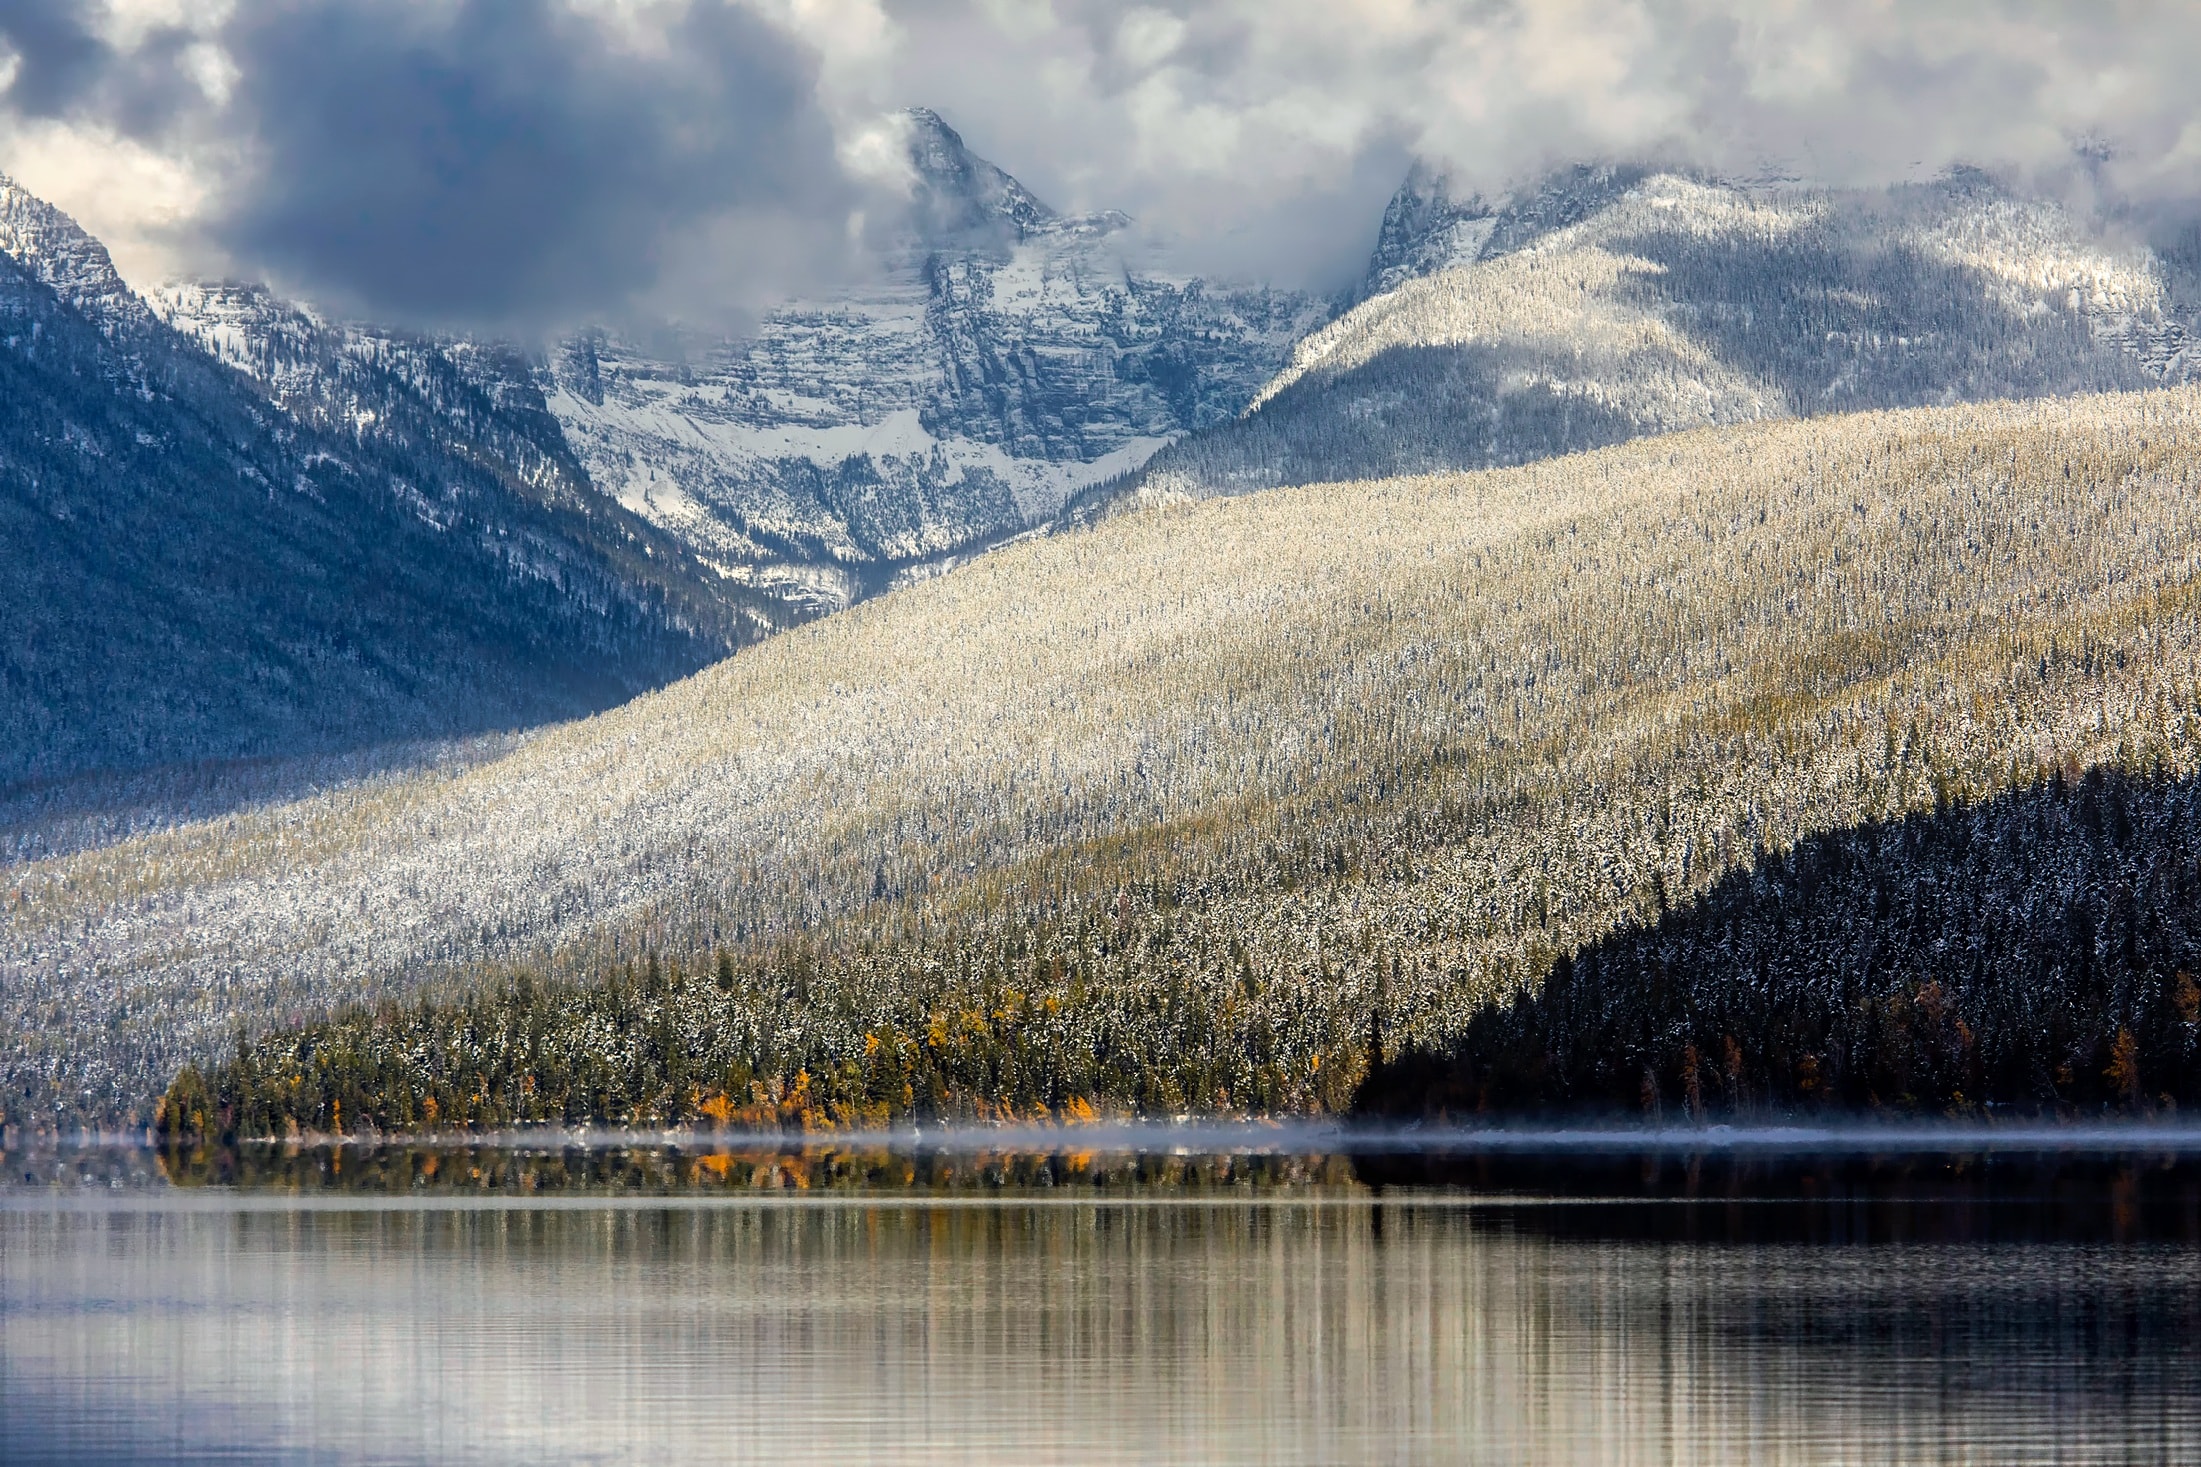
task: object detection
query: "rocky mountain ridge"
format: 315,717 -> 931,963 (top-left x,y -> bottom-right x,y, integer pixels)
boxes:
533,109 -> 1327,615
0,174 -> 760,789
1095,161 -> 2200,511
156,110 -> 1327,622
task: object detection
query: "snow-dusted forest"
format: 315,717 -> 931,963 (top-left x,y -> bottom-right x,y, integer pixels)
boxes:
1362,767 -> 2201,1118
14,383 -> 2201,1130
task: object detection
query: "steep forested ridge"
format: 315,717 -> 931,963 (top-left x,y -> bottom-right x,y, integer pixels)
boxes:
33,384 -> 2196,1134
0,176 -> 765,789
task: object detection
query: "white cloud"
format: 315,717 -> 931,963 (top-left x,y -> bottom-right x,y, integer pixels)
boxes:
0,116 -> 215,285
5,0 -> 2198,308
835,0 -> 2201,285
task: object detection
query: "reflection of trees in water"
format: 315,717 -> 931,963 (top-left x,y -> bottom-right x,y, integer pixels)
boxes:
7,1191 -> 2201,1463
150,1138 -> 1364,1196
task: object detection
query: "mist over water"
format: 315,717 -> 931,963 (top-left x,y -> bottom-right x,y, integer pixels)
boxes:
5,1133 -> 2201,1464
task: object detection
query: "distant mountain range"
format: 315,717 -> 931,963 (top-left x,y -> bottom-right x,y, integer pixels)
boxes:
154,109 -> 1327,623
1087,162 -> 2200,511
0,110 -> 1325,790
12,120 -> 2200,797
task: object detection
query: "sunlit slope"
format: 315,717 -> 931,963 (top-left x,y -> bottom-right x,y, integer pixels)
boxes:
14,387 -> 2201,1124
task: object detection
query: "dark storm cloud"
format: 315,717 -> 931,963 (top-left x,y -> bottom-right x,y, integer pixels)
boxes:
215,0 -> 850,327
0,0 -> 111,117
0,0 -> 207,140
8,2 -> 2199,316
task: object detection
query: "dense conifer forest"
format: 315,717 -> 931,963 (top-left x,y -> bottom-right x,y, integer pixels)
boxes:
117,386 -> 2201,1138
1359,768 -> 2201,1120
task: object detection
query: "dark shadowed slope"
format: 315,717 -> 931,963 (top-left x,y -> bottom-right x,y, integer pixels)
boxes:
0,176 -> 768,790
1359,768 -> 2201,1120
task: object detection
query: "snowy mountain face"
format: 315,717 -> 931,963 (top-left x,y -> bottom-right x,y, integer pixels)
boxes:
539,110 -> 1327,613
1107,163 -> 2197,506
150,110 -> 1321,622
0,176 -> 760,789
0,175 -> 156,335
147,279 -> 768,644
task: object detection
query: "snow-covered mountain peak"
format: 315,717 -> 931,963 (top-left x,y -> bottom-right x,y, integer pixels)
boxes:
521,108 -> 1323,615
1110,158 -> 2196,508
899,107 -> 1060,246
0,173 -> 150,332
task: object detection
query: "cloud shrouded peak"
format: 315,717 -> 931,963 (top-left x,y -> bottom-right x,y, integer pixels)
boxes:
899,106 -> 1055,241
2,2 -> 2198,321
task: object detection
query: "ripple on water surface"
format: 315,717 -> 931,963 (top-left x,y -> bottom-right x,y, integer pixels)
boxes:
4,1126 -> 2201,1465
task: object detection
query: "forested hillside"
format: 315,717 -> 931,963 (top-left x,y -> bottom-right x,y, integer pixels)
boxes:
11,385 -> 2200,1130
0,176 -> 768,791
1086,168 -> 2193,513
1359,768 -> 2201,1119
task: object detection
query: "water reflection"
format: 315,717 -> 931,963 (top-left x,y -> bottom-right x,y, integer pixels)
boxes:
4,1139 -> 2200,1464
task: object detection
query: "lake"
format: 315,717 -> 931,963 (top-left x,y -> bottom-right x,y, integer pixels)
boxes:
5,1127 -> 2201,1464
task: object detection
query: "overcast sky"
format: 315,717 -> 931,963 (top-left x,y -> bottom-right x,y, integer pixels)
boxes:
2,0 -> 2196,330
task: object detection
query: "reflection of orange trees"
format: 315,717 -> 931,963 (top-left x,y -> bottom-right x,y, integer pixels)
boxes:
153,1141 -> 1355,1194
2105,1029 -> 2142,1109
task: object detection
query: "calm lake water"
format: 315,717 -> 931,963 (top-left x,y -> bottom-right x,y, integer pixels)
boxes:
5,1129 -> 2201,1465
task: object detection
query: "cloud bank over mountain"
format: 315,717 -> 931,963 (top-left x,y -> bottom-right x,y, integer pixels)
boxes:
2,0 -> 2196,322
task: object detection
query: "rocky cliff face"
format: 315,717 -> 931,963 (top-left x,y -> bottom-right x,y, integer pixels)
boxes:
1356,161 -> 1645,303
539,109 -> 1326,613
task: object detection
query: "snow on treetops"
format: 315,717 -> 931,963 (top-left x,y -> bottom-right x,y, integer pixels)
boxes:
13,385 -> 2201,1126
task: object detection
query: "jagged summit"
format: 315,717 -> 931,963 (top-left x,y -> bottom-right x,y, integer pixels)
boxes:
1360,161 -> 1491,300
0,172 -> 150,332
1359,160 -> 1646,300
901,107 -> 1059,244
512,104 -> 1315,613
899,108 -> 1129,247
